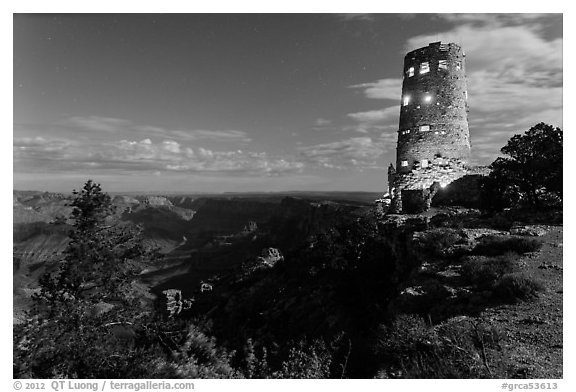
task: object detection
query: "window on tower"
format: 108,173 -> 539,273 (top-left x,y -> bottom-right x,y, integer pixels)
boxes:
401,160 -> 409,167
421,159 -> 429,168
438,60 -> 448,70
406,66 -> 414,77
419,125 -> 430,132
455,61 -> 461,71
420,62 -> 430,74
423,94 -> 433,103
403,96 -> 410,106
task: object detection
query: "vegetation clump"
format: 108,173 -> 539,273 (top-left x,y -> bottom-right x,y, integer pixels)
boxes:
482,122 -> 562,211
375,314 -> 504,378
493,273 -> 544,302
473,235 -> 542,257
461,253 -> 518,290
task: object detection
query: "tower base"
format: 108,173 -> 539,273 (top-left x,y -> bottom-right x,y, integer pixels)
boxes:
388,157 -> 471,214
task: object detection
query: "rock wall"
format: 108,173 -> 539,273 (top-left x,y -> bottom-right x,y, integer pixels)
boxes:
389,157 -> 470,213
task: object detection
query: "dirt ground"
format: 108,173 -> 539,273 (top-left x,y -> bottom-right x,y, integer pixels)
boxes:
480,226 -> 563,378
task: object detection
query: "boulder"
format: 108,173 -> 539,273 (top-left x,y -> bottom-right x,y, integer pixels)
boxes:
162,289 -> 183,317
509,225 -> 549,237
257,247 -> 284,267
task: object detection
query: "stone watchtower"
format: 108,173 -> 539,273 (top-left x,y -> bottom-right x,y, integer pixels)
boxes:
389,42 -> 472,213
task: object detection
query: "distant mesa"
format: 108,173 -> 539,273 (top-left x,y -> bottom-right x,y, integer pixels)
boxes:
142,196 -> 173,207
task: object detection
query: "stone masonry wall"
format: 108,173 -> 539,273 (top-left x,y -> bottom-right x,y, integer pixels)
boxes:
396,42 -> 470,174
389,157 -> 470,213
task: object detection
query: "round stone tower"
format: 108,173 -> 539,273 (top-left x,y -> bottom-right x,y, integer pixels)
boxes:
388,42 -> 472,213
396,42 -> 470,173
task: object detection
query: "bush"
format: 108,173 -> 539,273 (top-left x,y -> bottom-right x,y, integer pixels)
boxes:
272,339 -> 333,378
461,253 -> 518,289
375,315 -> 504,378
493,273 -> 544,302
414,228 -> 468,259
473,236 -> 542,257
150,324 -> 238,378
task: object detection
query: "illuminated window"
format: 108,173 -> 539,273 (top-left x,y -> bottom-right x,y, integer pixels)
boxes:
419,125 -> 430,132
464,90 -> 468,100
455,61 -> 461,71
406,67 -> 414,77
423,94 -> 433,103
403,96 -> 410,106
401,160 -> 408,167
420,62 -> 430,74
421,159 -> 429,168
438,60 -> 448,70
400,129 -> 411,135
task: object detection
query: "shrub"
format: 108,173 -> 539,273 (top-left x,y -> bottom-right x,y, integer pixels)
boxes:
375,315 -> 503,378
272,339 -> 333,378
484,214 -> 515,231
150,324 -> 238,378
461,253 -> 518,289
473,235 -> 542,257
493,273 -> 544,302
414,228 -> 468,259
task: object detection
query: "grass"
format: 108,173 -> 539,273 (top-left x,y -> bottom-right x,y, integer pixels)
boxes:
473,236 -> 542,257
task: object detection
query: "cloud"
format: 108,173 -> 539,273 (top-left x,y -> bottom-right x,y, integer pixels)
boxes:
162,140 -> 181,154
336,14 -> 375,22
59,116 -> 252,143
433,13 -> 557,28
314,118 -> 332,126
157,129 -> 252,142
62,116 -> 132,132
349,78 -> 402,100
14,137 -> 72,161
14,136 -> 304,177
298,136 -> 387,169
347,106 -> 399,124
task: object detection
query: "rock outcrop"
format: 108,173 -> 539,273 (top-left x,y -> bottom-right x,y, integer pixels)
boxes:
143,196 -> 173,207
257,247 -> 283,268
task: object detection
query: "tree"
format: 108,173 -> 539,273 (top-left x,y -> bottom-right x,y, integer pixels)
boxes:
38,180 -> 153,306
14,180 -> 240,378
14,180 -> 158,378
482,123 -> 562,209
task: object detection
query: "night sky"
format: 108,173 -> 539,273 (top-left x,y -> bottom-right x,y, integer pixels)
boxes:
13,13 -> 563,193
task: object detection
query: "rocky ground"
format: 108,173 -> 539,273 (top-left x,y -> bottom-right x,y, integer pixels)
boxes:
479,226 -> 563,378
395,220 -> 563,378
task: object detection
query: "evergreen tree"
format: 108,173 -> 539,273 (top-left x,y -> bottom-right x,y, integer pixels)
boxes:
14,180 -> 158,378
482,123 -> 562,210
